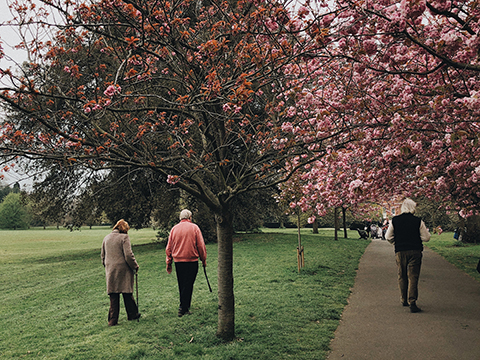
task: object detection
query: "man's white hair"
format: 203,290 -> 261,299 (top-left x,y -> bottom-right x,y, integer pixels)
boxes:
401,198 -> 417,214
179,209 -> 192,220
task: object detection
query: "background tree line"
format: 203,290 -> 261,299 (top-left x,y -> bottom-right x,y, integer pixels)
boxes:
0,172 -> 287,238
0,175 -> 465,240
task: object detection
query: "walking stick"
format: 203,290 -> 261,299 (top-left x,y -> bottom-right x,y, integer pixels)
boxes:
203,265 -> 212,292
135,271 -> 139,322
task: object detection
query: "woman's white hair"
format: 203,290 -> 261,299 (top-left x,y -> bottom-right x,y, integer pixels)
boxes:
401,198 -> 417,214
179,209 -> 192,220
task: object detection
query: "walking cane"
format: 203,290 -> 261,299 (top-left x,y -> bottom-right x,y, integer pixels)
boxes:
135,270 -> 139,322
203,265 -> 212,293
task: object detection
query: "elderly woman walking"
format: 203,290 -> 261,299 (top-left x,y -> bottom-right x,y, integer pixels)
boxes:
101,219 -> 141,326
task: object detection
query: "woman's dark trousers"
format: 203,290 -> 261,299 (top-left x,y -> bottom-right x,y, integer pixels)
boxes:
174,261 -> 199,314
108,293 -> 139,326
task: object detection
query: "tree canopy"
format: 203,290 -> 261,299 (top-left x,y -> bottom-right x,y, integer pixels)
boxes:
273,0 -> 480,222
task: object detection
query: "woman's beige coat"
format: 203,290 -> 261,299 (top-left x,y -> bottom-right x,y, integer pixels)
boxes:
101,230 -> 139,294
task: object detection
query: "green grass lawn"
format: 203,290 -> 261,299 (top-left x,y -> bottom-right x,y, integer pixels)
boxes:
3,227 -> 477,359
0,227 -> 369,359
426,231 -> 480,282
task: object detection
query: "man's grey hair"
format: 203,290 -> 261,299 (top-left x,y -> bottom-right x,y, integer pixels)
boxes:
179,209 -> 192,220
401,198 -> 416,214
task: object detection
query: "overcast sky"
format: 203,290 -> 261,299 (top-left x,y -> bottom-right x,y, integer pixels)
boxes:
0,1 -> 28,70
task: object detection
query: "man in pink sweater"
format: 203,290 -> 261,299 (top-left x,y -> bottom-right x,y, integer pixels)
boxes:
166,209 -> 207,317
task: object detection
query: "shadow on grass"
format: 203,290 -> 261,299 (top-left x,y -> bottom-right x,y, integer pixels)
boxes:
32,248 -> 101,264
32,241 -> 162,264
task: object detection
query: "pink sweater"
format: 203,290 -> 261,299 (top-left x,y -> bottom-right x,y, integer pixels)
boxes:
166,219 -> 207,265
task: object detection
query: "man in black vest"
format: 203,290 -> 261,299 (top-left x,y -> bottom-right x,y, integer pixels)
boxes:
385,198 -> 431,313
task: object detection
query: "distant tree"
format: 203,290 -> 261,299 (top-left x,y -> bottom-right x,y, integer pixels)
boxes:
27,196 -> 53,228
231,187 -> 279,232
69,167 -> 276,238
12,182 -> 20,193
29,167 -> 80,228
0,192 -> 30,229
180,186 -> 285,243
68,190 -> 103,229
151,190 -> 182,231
463,216 -> 480,244
0,184 -> 12,202
183,194 -> 217,244
415,198 -> 457,232
21,192 -> 46,228
91,168 -> 180,230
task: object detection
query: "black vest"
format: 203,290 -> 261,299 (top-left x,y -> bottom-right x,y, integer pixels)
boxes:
391,213 -> 423,253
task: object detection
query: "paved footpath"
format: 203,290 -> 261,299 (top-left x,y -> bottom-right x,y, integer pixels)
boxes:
328,239 -> 480,360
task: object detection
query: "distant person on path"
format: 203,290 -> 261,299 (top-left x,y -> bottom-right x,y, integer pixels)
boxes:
101,219 -> 140,326
166,209 -> 207,317
385,198 -> 430,313
364,220 -> 371,237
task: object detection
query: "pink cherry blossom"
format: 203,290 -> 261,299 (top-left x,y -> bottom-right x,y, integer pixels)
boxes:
104,85 -> 121,97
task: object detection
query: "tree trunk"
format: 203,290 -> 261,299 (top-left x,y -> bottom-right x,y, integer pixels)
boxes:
342,207 -> 347,239
312,218 -> 318,234
216,209 -> 235,340
334,207 -> 339,241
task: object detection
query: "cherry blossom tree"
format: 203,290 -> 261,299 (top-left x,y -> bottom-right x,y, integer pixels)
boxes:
279,0 -> 480,221
331,0 -> 480,212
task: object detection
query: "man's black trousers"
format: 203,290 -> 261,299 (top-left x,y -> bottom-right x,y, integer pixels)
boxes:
174,261 -> 198,313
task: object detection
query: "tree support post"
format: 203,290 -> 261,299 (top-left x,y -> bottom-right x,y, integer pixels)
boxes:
297,246 -> 304,273
297,211 -> 305,273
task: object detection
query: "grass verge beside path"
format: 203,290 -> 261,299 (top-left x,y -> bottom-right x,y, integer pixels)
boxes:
0,227 -> 369,359
426,231 -> 480,282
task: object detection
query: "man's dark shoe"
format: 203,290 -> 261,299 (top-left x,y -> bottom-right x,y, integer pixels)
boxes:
410,304 -> 422,313
402,301 -> 409,307
129,313 -> 141,321
178,308 -> 191,317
